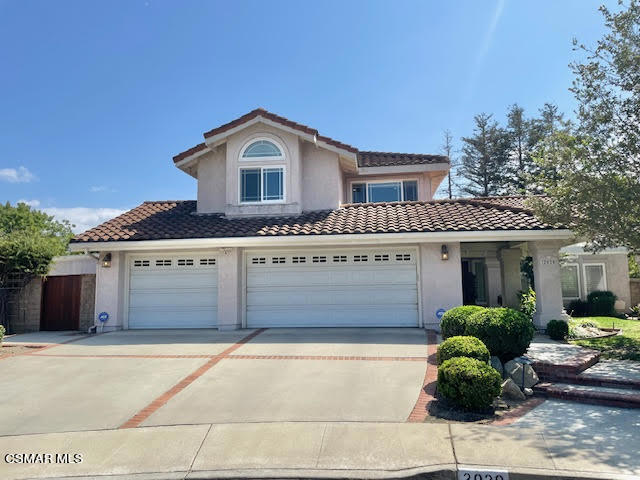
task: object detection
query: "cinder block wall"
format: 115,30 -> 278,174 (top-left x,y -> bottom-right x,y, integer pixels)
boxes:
79,274 -> 96,331
6,278 -> 42,334
631,279 -> 640,309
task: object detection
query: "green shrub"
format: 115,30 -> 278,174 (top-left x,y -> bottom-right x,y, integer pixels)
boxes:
0,324 -> 4,344
587,290 -> 617,316
437,357 -> 502,410
567,299 -> 589,317
440,306 -> 485,339
465,307 -> 535,361
518,287 -> 536,321
437,336 -> 490,364
546,319 -> 569,340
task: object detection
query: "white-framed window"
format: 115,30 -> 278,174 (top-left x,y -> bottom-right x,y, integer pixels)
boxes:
240,138 -> 284,161
351,180 -> 418,203
561,263 -> 580,299
240,166 -> 285,203
583,263 -> 607,295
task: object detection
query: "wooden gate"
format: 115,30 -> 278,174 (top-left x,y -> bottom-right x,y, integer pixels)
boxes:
41,276 -> 81,331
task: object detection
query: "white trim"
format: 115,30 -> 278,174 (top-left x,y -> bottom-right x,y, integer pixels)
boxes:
238,165 -> 286,204
560,262 -> 581,300
582,262 -> 607,295
69,229 -> 575,252
349,178 -> 419,203
239,137 -> 285,162
174,147 -> 212,169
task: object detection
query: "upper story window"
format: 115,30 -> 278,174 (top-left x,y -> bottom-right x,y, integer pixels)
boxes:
351,180 -> 418,203
240,167 -> 284,203
241,139 -> 283,160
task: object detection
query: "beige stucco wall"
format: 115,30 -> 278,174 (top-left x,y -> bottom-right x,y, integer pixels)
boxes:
49,255 -> 97,276
197,147 -> 227,214
301,142 -> 342,211
562,252 -> 631,311
6,277 -> 42,334
421,242 -> 463,330
217,247 -> 243,330
94,251 -> 126,331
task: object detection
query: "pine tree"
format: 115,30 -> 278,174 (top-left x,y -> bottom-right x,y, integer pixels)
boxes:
459,114 -> 510,197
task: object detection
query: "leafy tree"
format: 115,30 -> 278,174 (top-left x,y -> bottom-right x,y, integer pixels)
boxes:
532,1 -> 640,252
630,255 -> 640,278
458,113 -> 511,197
0,202 -> 73,287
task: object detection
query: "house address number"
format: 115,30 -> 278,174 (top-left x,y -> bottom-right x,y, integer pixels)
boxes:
458,468 -> 509,480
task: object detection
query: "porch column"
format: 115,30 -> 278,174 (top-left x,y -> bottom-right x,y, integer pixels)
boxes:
420,242 -> 463,330
529,241 -> 567,328
485,253 -> 502,307
500,247 -> 522,308
217,247 -> 242,330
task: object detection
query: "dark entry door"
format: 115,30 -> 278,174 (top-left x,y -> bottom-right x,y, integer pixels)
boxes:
41,276 -> 81,330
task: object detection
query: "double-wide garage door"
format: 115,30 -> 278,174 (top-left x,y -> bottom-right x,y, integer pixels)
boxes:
246,249 -> 418,327
128,254 -> 218,329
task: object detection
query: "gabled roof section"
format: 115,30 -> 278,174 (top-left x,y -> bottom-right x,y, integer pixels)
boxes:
70,196 -> 565,244
172,108 -> 450,169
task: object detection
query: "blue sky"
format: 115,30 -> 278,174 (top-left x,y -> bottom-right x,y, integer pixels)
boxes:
0,0 -> 613,232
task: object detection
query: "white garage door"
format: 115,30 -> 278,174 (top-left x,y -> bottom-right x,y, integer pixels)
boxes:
128,254 -> 218,329
246,249 -> 418,327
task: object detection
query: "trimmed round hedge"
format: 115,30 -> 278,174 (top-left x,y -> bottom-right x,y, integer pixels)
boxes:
437,336 -> 490,364
546,319 -> 569,341
437,357 -> 502,410
465,307 -> 534,361
440,306 -> 485,339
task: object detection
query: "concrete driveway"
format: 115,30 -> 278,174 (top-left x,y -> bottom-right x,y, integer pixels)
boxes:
0,328 -> 428,436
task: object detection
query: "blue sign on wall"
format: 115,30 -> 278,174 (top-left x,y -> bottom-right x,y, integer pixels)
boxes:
436,308 -> 446,320
98,312 -> 110,323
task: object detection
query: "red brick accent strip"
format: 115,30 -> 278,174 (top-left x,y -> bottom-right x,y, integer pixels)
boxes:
533,382 -> 640,409
0,334 -> 93,361
492,397 -> 546,426
226,354 -> 428,362
407,330 -> 439,422
531,349 -> 600,381
119,328 -> 267,429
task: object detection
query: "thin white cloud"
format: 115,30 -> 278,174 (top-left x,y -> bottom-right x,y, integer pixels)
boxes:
0,166 -> 36,183
42,207 -> 127,233
89,185 -> 116,193
17,199 -> 41,207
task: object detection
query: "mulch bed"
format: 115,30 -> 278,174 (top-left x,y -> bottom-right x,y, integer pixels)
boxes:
0,344 -> 44,358
424,392 -> 534,424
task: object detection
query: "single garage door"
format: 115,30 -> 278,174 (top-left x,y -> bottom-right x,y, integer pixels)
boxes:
128,254 -> 218,328
246,249 -> 418,327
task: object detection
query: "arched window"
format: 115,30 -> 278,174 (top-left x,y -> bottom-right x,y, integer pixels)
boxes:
242,140 -> 282,159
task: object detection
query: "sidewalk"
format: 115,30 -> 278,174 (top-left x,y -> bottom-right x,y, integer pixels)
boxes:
1,419 -> 637,480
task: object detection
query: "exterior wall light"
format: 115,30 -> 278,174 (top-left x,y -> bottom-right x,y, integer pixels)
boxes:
441,244 -> 449,261
101,253 -> 112,268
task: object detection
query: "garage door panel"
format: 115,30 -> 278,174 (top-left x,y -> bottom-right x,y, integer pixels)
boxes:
246,249 -> 418,328
248,287 -> 417,306
128,254 -> 218,329
247,306 -> 418,328
130,272 -> 217,290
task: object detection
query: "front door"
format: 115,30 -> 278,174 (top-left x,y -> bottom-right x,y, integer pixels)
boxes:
461,258 -> 487,306
41,276 -> 81,331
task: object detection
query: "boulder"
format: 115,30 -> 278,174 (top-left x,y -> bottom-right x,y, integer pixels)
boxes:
524,387 -> 534,396
501,378 -> 526,401
504,360 -> 539,388
490,356 -> 504,377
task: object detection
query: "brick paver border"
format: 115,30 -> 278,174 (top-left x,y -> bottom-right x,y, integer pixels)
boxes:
119,328 -> 267,429
491,397 -> 546,426
407,330 -> 439,422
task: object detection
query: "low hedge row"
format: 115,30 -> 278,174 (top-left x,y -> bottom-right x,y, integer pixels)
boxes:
437,357 -> 502,410
437,335 -> 490,364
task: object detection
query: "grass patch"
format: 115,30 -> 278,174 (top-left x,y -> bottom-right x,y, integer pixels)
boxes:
570,316 -> 640,361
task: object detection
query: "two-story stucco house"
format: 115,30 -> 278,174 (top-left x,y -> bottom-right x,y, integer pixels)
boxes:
69,108 -> 573,331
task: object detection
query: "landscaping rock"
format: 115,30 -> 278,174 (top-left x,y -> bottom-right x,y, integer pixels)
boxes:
490,356 -> 504,376
504,360 -> 539,388
501,378 -> 526,400
524,387 -> 534,396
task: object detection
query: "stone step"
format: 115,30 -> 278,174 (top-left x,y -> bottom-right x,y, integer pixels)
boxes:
534,382 -> 640,409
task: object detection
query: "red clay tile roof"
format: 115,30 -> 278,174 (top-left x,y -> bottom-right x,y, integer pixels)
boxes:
71,197 -> 561,244
358,151 -> 448,167
172,109 -> 449,167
